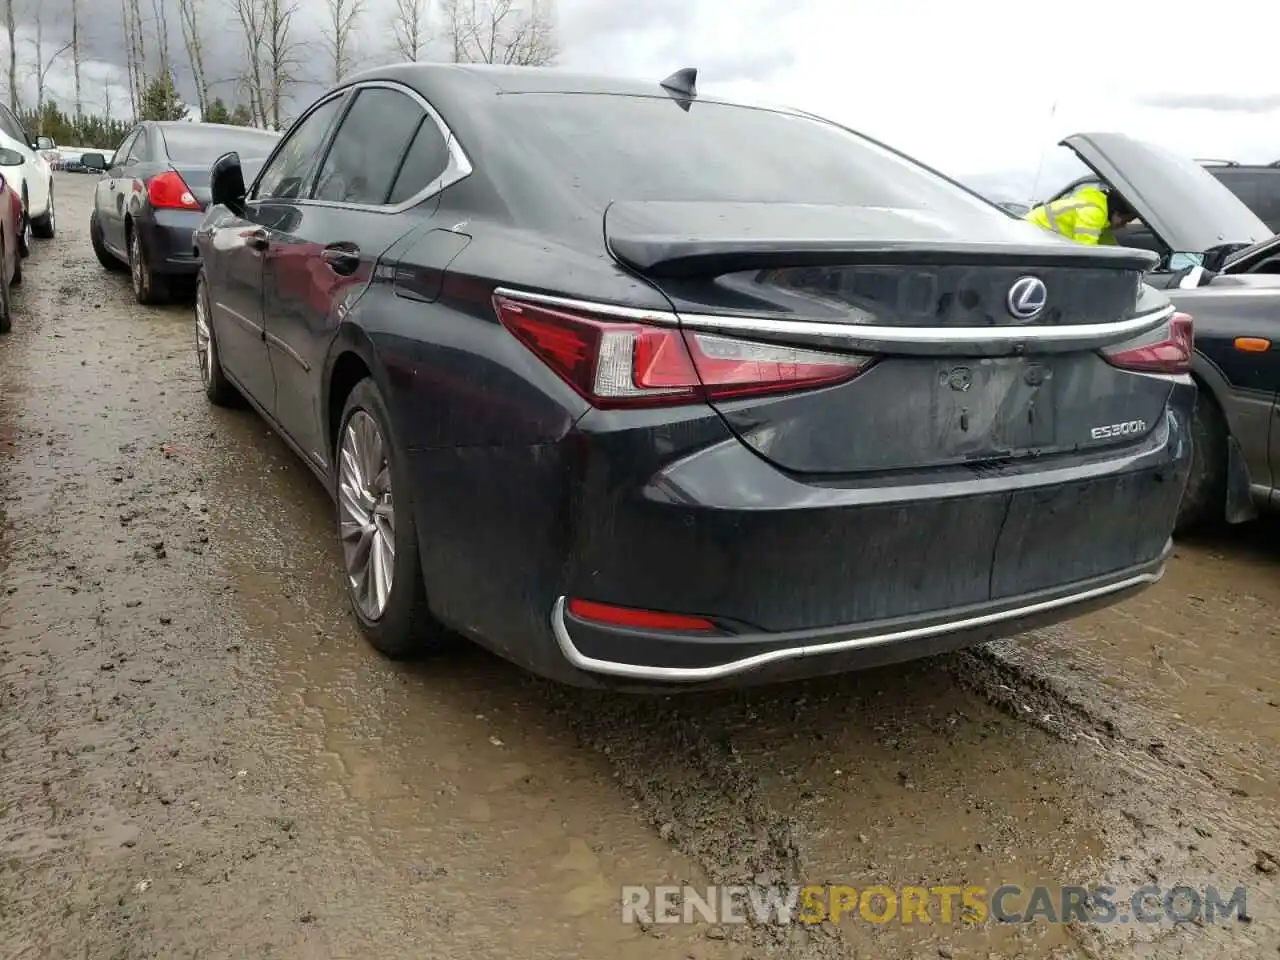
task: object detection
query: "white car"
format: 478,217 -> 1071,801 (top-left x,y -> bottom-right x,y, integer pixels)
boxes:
0,104 -> 55,249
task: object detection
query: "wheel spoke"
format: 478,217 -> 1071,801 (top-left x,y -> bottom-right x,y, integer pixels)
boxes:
338,479 -> 370,526
338,408 -> 396,621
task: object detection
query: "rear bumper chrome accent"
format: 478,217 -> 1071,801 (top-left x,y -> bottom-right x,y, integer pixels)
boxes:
494,286 -> 1174,357
549,563 -> 1166,683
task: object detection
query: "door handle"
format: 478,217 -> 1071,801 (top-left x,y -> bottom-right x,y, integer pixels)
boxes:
321,244 -> 360,275
242,228 -> 269,251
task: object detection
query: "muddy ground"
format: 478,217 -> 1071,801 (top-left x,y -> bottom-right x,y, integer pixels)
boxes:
0,174 -> 1277,960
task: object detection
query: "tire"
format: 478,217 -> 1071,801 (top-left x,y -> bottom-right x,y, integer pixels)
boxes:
91,213 -> 125,272
335,377 -> 443,659
11,238 -> 21,285
30,184 -> 54,239
1175,386 -> 1228,534
195,271 -> 237,406
17,192 -> 30,258
128,223 -> 168,305
0,253 -> 11,334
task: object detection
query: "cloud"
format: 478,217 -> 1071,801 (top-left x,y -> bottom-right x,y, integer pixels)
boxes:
10,0 -> 1280,183
1137,93 -> 1280,113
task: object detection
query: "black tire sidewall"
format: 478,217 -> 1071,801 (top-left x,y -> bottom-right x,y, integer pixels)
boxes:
0,266 -> 11,333
197,273 -> 234,404
337,377 -> 427,657
31,186 -> 54,238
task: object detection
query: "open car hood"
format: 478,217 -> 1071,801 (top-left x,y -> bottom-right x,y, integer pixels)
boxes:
1061,133 -> 1272,256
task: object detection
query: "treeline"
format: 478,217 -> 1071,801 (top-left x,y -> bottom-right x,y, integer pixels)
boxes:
20,74 -> 256,149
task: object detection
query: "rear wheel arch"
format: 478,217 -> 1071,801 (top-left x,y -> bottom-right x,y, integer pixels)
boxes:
324,324 -> 399,459
327,350 -> 373,459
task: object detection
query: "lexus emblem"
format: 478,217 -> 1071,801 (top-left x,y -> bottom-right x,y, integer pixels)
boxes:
1007,276 -> 1047,321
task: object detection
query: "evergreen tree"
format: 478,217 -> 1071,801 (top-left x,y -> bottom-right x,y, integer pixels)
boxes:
138,71 -> 189,122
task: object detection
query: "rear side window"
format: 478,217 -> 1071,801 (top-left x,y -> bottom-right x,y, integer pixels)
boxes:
496,93 -> 995,215
313,87 -> 425,205
126,129 -> 148,163
388,120 -> 450,203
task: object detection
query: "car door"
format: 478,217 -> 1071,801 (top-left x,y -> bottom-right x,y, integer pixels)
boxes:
0,107 -> 36,211
215,92 -> 351,419
101,128 -> 145,251
259,82 -> 454,470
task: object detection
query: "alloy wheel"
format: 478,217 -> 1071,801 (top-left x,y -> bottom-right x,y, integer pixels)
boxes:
195,288 -> 212,386
130,232 -> 144,297
338,410 -> 396,620
22,214 -> 30,252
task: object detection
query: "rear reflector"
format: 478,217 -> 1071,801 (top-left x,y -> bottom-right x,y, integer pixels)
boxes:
1102,311 -> 1193,375
567,598 -> 716,633
494,294 -> 873,408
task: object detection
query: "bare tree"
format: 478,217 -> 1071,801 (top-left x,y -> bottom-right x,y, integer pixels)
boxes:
230,0 -> 268,126
32,3 -> 75,133
150,0 -> 171,75
391,0 -> 429,62
71,0 -> 84,126
441,0 -> 556,66
263,0 -> 303,130
323,0 -> 364,82
177,0 -> 210,113
4,0 -> 18,112
121,0 -> 148,117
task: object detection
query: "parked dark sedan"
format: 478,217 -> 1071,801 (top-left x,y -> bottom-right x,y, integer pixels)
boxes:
1041,133 -> 1280,532
193,63 -> 1193,691
89,121 -> 281,304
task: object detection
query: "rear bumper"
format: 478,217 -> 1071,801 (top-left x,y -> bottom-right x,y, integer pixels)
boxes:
549,546 -> 1168,686
138,209 -> 204,276
407,380 -> 1193,691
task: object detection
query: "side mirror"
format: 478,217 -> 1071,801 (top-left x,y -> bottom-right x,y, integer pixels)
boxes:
80,152 -> 106,171
210,151 -> 247,213
36,136 -> 55,150
0,147 -> 24,167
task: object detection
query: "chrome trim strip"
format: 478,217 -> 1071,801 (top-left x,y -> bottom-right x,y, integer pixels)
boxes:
265,331 -> 311,371
676,307 -> 1173,353
492,286 -> 680,326
214,301 -> 261,334
248,80 -> 473,215
493,287 -> 1174,354
549,567 -> 1165,682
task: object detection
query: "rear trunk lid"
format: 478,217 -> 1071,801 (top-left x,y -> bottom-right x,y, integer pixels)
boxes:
170,158 -> 268,209
1061,132 -> 1272,256
605,199 -> 1171,477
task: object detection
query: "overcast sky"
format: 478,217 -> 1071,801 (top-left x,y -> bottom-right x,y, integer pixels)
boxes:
14,0 -> 1280,198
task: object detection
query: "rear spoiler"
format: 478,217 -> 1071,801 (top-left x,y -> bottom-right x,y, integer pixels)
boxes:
607,235 -> 1159,279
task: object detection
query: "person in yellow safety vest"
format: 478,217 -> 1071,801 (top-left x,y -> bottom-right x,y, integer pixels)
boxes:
1024,185 -> 1138,246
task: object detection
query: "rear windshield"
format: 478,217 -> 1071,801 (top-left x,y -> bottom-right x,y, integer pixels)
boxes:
495,93 -> 995,216
160,126 -> 280,163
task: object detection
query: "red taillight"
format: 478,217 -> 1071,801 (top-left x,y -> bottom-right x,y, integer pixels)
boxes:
1102,311 -> 1193,375
567,598 -> 716,633
148,170 -> 201,211
493,295 -> 873,408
